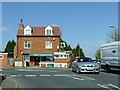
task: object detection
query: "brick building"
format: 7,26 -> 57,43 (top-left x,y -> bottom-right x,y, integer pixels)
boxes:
14,19 -> 69,67
0,53 -> 8,67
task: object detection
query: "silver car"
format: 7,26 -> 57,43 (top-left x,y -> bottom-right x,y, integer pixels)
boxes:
71,57 -> 100,74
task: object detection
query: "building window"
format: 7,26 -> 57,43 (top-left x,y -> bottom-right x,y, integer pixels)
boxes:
45,29 -> 53,35
45,41 -> 52,49
24,29 -> 31,35
0,55 -> 3,60
24,41 -> 31,49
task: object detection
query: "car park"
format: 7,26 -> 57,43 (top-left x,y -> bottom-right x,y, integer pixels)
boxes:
71,57 -> 100,74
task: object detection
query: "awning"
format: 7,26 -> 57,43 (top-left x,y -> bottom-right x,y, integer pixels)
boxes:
29,52 -> 54,57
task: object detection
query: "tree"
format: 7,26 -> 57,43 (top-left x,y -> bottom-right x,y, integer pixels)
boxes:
95,49 -> 101,60
60,38 -> 72,51
72,44 -> 85,59
5,40 -> 16,52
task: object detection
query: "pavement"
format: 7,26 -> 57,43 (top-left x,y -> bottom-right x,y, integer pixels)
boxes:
0,74 -> 19,90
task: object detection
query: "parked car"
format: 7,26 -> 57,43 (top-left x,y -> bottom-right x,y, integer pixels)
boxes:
71,57 -> 100,74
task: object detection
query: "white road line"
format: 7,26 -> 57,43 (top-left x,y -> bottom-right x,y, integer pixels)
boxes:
53,74 -> 70,77
97,84 -> 109,89
11,75 -> 17,77
109,84 -> 120,90
73,75 -> 95,80
72,77 -> 83,80
40,75 -> 51,77
18,69 -> 39,71
80,76 -> 95,80
11,75 -> 22,77
25,75 -> 36,77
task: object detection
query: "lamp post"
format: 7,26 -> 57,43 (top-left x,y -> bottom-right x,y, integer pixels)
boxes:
109,25 -> 116,42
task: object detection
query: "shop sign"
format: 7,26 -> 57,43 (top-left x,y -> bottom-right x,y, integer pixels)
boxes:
30,53 -> 53,57
47,64 -> 54,67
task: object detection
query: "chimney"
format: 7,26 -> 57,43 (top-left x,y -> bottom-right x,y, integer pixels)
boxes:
19,19 -> 24,29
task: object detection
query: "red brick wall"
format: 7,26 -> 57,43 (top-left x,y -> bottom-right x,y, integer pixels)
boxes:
15,36 -> 61,60
0,53 -> 8,67
54,58 -> 68,63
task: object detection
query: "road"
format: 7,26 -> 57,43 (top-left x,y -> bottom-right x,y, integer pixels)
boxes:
0,67 -> 120,89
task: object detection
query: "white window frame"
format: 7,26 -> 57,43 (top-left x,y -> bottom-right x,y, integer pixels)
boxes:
45,41 -> 52,49
24,25 -> 32,35
0,55 -> 3,60
24,29 -> 31,35
45,25 -> 53,35
24,41 -> 31,49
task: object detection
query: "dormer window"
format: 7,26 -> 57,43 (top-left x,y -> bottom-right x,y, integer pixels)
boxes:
24,25 -> 32,35
45,25 -> 53,35
25,29 -> 31,35
46,29 -> 52,35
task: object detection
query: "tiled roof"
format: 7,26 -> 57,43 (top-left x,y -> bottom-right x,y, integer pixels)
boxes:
17,26 -> 61,36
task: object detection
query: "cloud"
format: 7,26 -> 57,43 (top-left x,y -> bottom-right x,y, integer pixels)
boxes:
0,26 -> 10,33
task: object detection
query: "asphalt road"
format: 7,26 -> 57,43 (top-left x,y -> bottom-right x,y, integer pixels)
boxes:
0,67 -> 120,89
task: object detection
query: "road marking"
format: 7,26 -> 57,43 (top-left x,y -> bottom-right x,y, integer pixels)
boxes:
53,74 -> 70,77
72,77 -> 83,80
25,75 -> 36,77
80,75 -> 95,80
73,75 -> 95,80
109,84 -> 120,90
97,84 -> 109,89
11,75 -> 17,77
40,75 -> 51,77
18,69 -> 39,71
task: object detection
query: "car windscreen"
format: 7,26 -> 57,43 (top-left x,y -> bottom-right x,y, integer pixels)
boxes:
77,58 -> 93,62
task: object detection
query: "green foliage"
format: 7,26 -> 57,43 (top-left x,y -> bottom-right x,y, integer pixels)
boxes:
95,49 -> 101,60
60,38 -> 85,68
5,40 -> 16,52
72,44 -> 85,59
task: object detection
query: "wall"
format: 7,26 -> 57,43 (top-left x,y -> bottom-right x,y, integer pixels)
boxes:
15,36 -> 61,60
0,53 -> 8,67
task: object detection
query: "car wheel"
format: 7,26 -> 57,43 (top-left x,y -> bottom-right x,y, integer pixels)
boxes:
106,65 -> 111,73
95,72 -> 100,74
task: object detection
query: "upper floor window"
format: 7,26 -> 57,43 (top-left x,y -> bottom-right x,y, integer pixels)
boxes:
45,41 -> 52,49
46,29 -> 52,35
45,25 -> 53,35
24,29 -> 31,35
24,41 -> 31,49
24,25 -> 32,35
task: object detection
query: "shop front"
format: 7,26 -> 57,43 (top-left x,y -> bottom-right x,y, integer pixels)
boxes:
22,52 -> 54,67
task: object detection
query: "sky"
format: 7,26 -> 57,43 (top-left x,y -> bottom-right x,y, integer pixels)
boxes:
1,2 -> 118,59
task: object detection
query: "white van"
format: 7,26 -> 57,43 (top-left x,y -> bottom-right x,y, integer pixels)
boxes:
100,41 -> 120,72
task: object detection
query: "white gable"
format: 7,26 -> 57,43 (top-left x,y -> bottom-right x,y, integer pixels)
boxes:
24,25 -> 32,35
45,25 -> 53,35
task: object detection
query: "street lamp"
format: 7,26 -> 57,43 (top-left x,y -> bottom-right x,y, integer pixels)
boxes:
109,25 -> 116,42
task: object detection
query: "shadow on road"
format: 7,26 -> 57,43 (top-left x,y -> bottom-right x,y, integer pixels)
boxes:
101,70 -> 120,75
